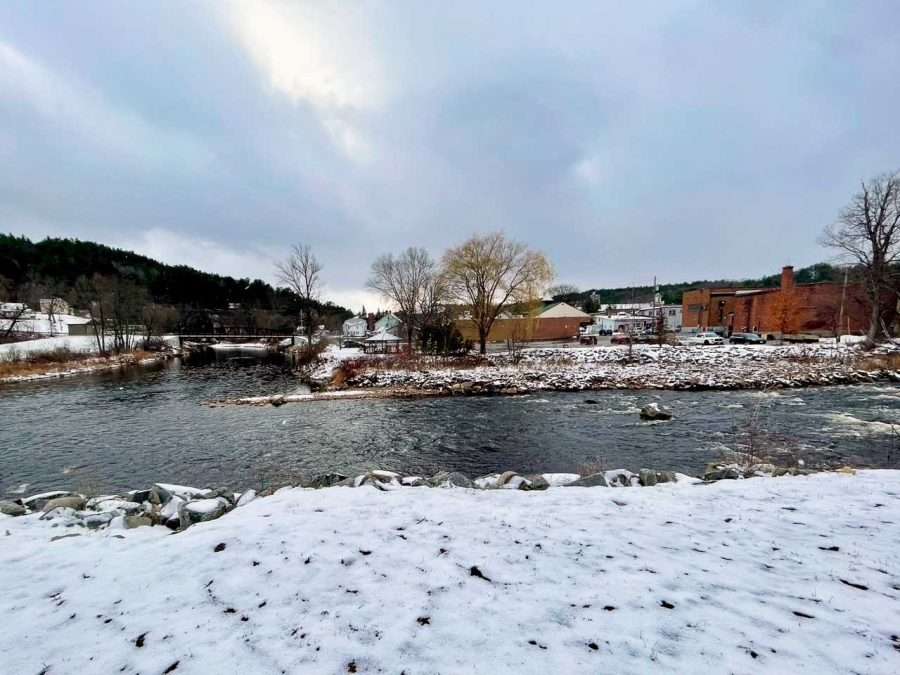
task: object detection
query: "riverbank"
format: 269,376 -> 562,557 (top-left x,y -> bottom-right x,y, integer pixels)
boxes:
2,470 -> 898,674
223,342 -> 900,405
0,348 -> 176,384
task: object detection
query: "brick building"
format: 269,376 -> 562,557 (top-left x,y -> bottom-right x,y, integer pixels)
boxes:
455,302 -> 591,344
682,266 -> 873,338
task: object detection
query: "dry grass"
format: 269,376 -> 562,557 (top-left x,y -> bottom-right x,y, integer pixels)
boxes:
853,352 -> 900,372
0,347 -> 157,380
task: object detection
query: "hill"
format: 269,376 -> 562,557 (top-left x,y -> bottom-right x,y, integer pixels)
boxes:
0,234 -> 350,327
555,263 -> 843,308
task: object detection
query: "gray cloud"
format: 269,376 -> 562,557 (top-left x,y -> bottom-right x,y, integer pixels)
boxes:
1,0 -> 899,309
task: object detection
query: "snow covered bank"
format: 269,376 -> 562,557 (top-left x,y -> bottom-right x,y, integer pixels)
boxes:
2,471 -> 899,674
342,343 -> 900,394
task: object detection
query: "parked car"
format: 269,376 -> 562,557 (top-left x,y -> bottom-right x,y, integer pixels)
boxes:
682,331 -> 725,346
728,332 -> 766,344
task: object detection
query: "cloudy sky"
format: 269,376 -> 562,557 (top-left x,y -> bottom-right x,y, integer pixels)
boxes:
2,1 -> 898,310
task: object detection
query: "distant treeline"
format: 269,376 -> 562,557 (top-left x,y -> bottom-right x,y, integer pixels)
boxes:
0,234 -> 350,322
556,263 -> 844,307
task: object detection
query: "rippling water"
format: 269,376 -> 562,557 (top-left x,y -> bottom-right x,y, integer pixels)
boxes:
1,354 -> 899,494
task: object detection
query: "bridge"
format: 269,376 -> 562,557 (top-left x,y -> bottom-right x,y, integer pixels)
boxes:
175,330 -> 302,348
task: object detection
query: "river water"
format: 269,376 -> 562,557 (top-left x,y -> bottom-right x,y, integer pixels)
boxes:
1,353 -> 899,495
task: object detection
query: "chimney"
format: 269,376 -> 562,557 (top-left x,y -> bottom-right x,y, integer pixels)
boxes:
780,265 -> 794,291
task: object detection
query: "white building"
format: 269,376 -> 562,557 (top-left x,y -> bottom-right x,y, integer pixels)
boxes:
342,316 -> 368,338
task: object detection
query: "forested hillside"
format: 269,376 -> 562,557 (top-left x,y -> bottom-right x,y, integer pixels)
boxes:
0,234 -> 350,330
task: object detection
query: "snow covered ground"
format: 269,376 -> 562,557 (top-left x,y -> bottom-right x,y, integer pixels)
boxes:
2,471 -> 899,674
345,342 -> 900,392
0,311 -> 89,336
0,334 -> 106,357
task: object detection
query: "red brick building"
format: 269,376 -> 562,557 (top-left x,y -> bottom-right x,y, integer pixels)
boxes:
682,266 -> 872,338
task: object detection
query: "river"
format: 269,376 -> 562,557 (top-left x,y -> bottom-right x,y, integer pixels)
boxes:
1,353 -> 899,495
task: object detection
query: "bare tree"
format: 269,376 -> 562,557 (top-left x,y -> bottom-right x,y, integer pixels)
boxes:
367,247 -> 444,350
442,232 -> 554,355
1,304 -> 29,339
276,244 -> 322,346
822,171 -> 900,345
547,284 -> 580,300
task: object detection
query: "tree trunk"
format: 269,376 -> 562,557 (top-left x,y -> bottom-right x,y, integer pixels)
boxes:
478,327 -> 487,355
866,300 -> 880,347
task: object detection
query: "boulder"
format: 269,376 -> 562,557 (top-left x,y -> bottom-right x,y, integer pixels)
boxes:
124,515 -> 153,529
127,489 -> 155,504
205,487 -> 236,504
0,500 -> 27,517
270,394 -> 286,407
496,471 -> 520,487
153,483 -> 210,504
639,469 -> 658,487
306,473 -> 349,489
522,475 -> 550,491
89,498 -> 143,514
369,470 -> 401,483
500,475 -> 529,490
427,471 -> 474,489
565,473 -> 610,488
178,497 -> 229,529
473,474 -> 502,489
83,512 -> 115,530
541,473 -> 581,487
236,489 -> 257,507
401,476 -> 427,487
605,469 -> 639,487
41,496 -> 86,513
21,491 -> 73,510
703,464 -> 743,481
639,402 -> 673,421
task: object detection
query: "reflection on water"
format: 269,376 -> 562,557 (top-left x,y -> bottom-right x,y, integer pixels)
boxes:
1,354 -> 898,494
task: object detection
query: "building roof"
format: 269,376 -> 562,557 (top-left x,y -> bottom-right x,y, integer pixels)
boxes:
365,329 -> 402,342
538,302 -> 591,319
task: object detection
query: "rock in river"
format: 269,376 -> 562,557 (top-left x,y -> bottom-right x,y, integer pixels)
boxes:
0,500 -> 27,517
639,402 -> 673,421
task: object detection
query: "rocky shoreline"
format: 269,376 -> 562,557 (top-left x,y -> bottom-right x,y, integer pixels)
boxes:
219,342 -> 900,406
0,461 -> 850,533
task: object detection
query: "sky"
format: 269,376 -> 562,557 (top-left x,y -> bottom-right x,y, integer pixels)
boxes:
2,1 -> 899,311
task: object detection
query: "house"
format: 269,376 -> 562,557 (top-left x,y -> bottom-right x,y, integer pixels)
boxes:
374,312 -> 403,336
593,313 -> 655,334
40,298 -> 72,315
455,301 -> 592,344
342,316 -> 368,338
682,266 -> 873,338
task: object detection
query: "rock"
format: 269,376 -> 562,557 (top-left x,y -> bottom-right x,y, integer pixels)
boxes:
124,515 -> 153,529
565,473 -> 610,487
473,474 -> 501,489
153,483 -> 210,504
127,489 -> 155,504
236,489 -> 257,507
369,470 -> 401,483
89,498 -> 144,514
41,496 -> 86,513
178,497 -> 229,529
605,469 -> 639,487
306,473 -> 349,489
206,487 -> 236,504
639,402 -> 673,421
159,495 -> 185,522
83,512 -> 115,530
270,394 -> 286,407
427,471 -> 474,489
522,475 -> 550,491
639,469 -> 658,487
703,464 -> 743,481
401,476 -> 427,487
496,471 -> 520,487
0,500 -> 27,517
500,475 -> 529,490
21,491 -> 73,510
372,478 -> 402,491
583,399 -> 599,405
541,473 -> 581,487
